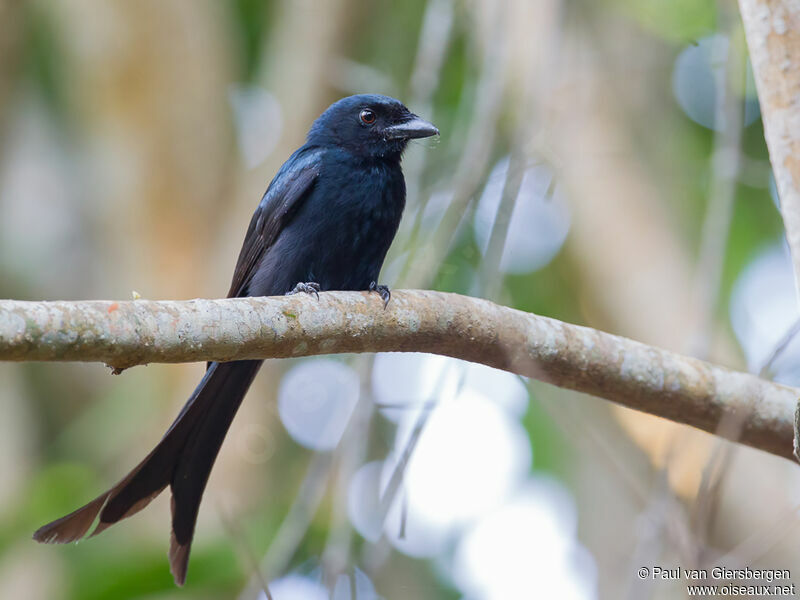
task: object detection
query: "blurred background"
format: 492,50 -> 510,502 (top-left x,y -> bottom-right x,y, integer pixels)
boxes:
0,0 -> 798,598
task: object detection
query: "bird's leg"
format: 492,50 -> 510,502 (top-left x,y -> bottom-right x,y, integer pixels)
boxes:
287,281 -> 321,300
369,281 -> 391,309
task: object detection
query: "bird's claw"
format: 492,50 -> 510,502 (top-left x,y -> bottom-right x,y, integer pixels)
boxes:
287,281 -> 321,300
369,282 -> 391,309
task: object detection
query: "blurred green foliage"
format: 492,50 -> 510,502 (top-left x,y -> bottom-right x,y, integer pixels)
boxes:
614,0 -> 717,42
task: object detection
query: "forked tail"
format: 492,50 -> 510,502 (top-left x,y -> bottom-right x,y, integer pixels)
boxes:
33,359 -> 262,585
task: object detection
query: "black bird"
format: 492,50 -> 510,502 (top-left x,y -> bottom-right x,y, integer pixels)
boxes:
33,94 -> 438,585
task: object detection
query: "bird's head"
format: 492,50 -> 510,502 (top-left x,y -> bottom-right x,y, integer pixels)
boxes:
307,94 -> 439,159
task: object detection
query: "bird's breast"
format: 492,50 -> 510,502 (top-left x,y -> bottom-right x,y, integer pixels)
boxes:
299,160 -> 406,289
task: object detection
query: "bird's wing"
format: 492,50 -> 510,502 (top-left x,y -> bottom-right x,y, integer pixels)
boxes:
227,148 -> 321,298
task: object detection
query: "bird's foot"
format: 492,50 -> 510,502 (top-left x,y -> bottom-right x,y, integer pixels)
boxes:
287,281 -> 321,300
369,282 -> 391,309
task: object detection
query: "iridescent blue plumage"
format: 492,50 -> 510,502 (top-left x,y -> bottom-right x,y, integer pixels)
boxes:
33,94 -> 438,585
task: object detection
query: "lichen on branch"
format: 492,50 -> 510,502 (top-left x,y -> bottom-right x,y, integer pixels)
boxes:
0,290 -> 796,462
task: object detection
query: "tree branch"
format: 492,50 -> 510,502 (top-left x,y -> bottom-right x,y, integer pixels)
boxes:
0,290 -> 796,462
739,1 -> 800,290
738,0 -> 800,462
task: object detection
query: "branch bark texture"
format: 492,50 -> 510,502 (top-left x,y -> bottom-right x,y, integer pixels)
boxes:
739,0 -> 800,461
739,1 -> 800,288
0,290 -> 796,462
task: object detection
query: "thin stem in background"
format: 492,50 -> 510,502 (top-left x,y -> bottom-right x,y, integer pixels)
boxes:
322,371 -> 375,588
689,5 -> 745,360
401,0 -> 454,211
399,3 -> 509,289
237,452 -> 334,600
759,317 -> 800,379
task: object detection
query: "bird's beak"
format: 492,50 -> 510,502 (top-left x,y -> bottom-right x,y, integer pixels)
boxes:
384,115 -> 439,140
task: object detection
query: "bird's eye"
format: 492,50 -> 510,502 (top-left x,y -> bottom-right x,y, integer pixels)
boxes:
359,109 -> 376,125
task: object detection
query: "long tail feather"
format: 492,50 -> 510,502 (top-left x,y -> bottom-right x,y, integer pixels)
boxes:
168,359 -> 261,584
33,360 -> 262,585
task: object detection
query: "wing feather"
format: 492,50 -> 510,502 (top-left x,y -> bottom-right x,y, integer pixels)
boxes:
227,149 -> 321,298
